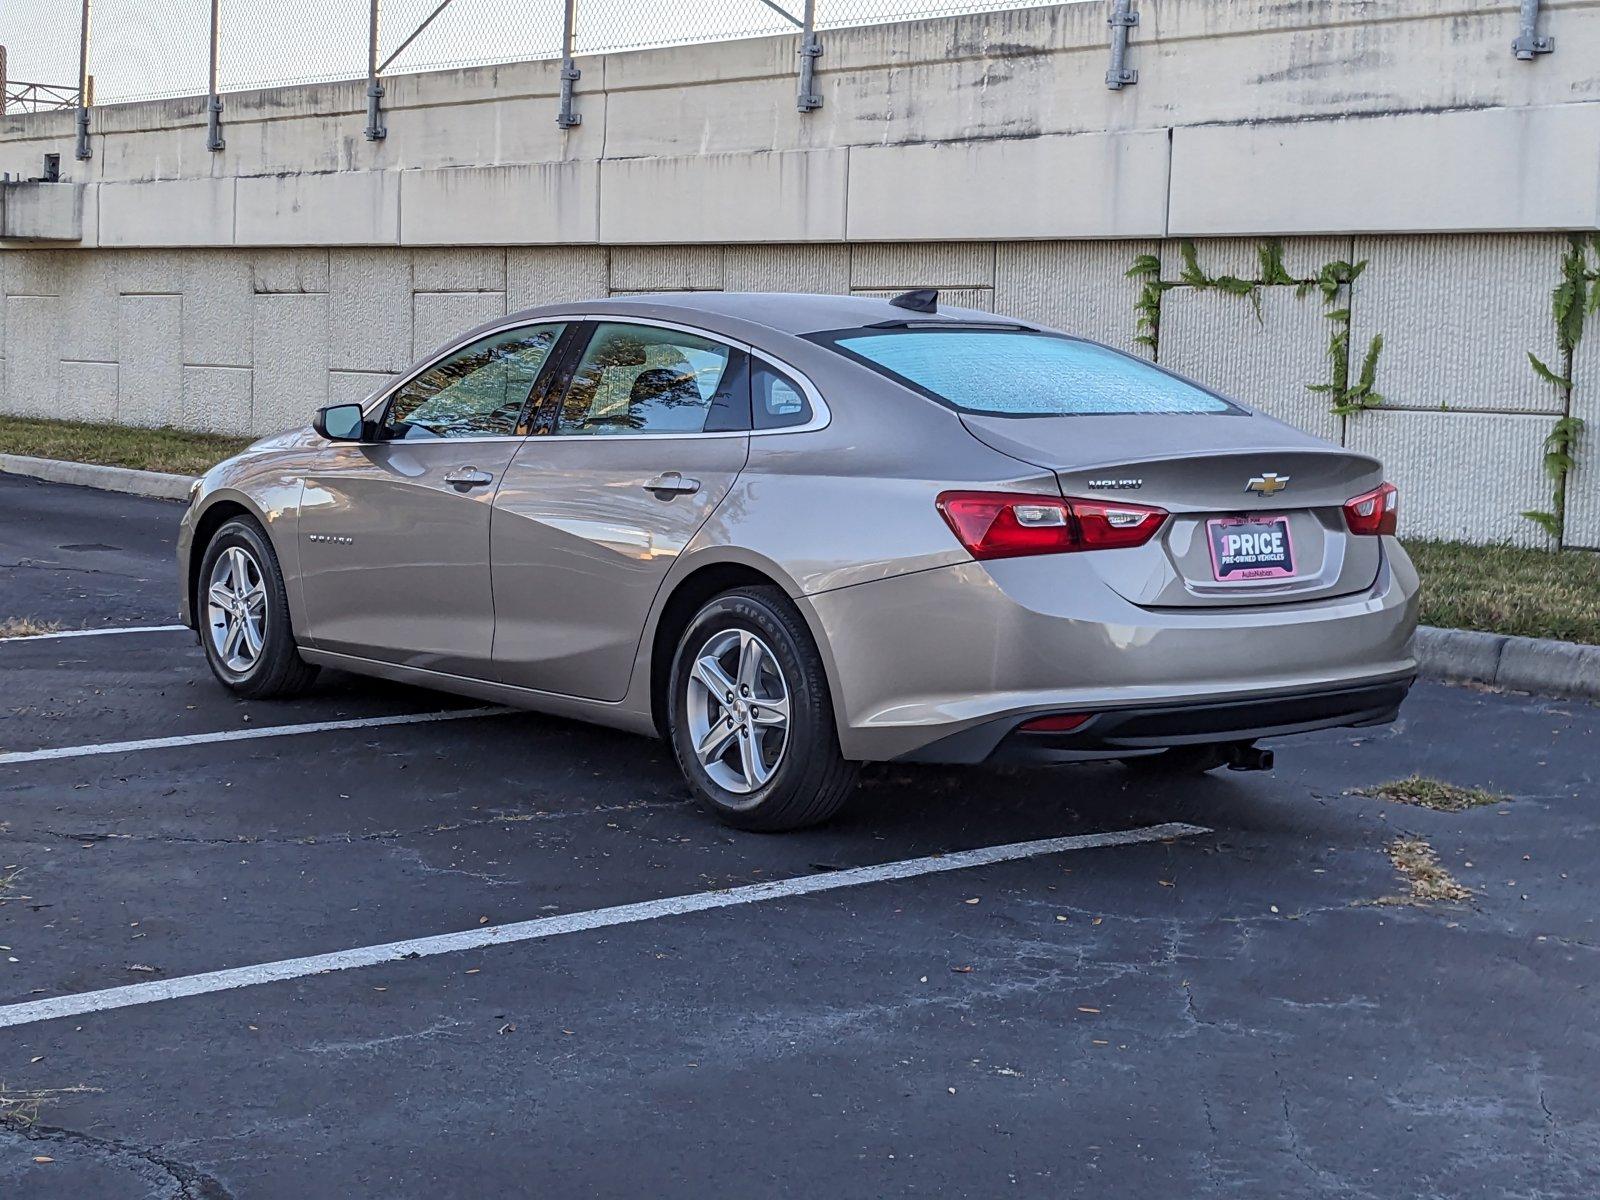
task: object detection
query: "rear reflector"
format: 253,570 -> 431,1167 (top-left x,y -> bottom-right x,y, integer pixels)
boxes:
936,491 -> 1167,560
1018,713 -> 1093,732
1343,482 -> 1399,536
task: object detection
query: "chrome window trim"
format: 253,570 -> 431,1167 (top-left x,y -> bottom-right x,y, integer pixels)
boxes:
356,312 -> 832,441
745,345 -> 829,437
352,434 -> 531,445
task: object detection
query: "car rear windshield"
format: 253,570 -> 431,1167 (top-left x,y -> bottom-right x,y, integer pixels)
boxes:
817,327 -> 1239,417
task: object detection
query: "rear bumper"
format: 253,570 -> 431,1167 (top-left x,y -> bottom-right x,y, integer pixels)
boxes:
799,538 -> 1420,762
895,676 -> 1413,765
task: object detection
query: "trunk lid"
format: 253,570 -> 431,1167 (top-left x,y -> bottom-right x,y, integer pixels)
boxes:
960,412 -> 1386,608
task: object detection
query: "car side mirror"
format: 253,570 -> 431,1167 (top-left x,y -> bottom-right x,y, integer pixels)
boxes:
313,403 -> 368,442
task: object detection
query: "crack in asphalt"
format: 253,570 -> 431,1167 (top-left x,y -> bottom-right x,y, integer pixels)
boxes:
3,1119 -> 233,1199
0,557 -> 150,581
1196,1087 -> 1222,1183
1267,1045 -> 1399,1200
1268,1058 -> 1362,1198
386,844 -> 516,888
1539,932 -> 1600,954
304,1016 -> 468,1057
1178,971 -> 1228,1184
1181,977 -> 1208,1027
12,799 -> 684,851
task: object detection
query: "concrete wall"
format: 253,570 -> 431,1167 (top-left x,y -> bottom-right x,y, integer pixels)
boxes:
2,234 -> 1594,550
1,0 -> 1598,549
7,1 -> 1600,249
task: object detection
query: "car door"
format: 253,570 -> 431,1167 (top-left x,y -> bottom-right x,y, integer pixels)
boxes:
297,321 -> 568,677
490,319 -> 751,700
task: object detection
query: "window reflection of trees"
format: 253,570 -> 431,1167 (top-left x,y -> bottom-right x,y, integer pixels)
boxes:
388,327 -> 560,439
563,326 -> 729,434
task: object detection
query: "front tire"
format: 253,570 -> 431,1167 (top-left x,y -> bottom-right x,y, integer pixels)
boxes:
197,517 -> 319,700
668,586 -> 858,831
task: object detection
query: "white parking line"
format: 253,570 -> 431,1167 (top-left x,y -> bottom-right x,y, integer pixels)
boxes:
0,821 -> 1207,1031
0,623 -> 189,643
0,706 -> 518,766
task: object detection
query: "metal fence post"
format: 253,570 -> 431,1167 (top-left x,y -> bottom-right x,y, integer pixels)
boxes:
1512,0 -> 1554,58
74,0 -> 92,159
1105,0 -> 1138,90
796,0 -> 822,112
206,0 -> 225,151
557,0 -> 581,128
365,0 -> 387,140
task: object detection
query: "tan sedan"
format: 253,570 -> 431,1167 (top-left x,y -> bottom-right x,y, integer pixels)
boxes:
178,291 -> 1418,829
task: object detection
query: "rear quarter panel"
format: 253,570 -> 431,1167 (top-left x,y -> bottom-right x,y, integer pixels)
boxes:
691,376 -> 1057,596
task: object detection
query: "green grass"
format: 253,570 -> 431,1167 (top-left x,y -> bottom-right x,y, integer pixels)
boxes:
0,414 -> 251,477
0,415 -> 1596,644
1358,775 -> 1506,812
1404,539 -> 1600,645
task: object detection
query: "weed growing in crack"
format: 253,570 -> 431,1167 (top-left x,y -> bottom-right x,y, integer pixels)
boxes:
0,1085 -> 101,1129
1376,838 -> 1473,906
0,617 -> 61,639
1358,775 -> 1506,813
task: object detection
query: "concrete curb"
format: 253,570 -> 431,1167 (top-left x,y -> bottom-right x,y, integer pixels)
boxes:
0,453 -> 196,501
3,452 -> 1595,703
1415,626 -> 1600,702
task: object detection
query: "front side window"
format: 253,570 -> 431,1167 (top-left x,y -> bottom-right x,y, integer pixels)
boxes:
818,328 -> 1238,417
384,323 -> 565,440
557,323 -> 735,436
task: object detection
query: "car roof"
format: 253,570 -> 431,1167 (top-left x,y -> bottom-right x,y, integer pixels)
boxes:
499,291 -> 1029,341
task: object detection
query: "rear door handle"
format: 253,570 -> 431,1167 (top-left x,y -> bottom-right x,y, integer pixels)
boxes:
643,471 -> 702,498
444,466 -> 495,490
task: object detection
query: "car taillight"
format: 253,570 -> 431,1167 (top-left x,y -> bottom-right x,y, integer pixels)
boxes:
1343,482 -> 1399,536
1018,713 -> 1093,732
936,491 -> 1168,560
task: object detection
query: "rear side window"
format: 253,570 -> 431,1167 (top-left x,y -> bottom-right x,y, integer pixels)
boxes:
820,328 -> 1238,417
752,362 -> 812,430
557,322 -> 740,436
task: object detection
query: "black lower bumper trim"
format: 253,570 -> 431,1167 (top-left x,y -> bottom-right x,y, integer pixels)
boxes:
894,676 -> 1415,765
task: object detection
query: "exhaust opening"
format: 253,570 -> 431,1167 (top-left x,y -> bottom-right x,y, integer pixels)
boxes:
1222,742 -> 1275,772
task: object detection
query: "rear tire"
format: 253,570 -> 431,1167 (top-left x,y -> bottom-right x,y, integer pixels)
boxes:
1119,744 -> 1229,776
668,586 -> 858,831
197,517 -> 320,700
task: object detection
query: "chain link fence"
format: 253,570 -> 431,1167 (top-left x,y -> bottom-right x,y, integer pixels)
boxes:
0,0 -> 1126,164
1,0 -> 1074,103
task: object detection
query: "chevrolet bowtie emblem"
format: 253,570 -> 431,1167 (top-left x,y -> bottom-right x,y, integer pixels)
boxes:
1246,473 -> 1291,496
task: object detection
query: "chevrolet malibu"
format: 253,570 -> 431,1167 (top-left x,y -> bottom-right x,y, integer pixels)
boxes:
178,291 -> 1419,830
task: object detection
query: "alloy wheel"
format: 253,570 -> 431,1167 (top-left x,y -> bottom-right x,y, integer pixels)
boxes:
206,545 -> 267,674
685,628 -> 792,796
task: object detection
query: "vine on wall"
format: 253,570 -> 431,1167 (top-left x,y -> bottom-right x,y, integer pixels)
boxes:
1127,253 -> 1166,350
1522,234 -> 1597,542
1300,259 -> 1384,417
1131,235 -> 1597,547
1125,240 -> 1384,418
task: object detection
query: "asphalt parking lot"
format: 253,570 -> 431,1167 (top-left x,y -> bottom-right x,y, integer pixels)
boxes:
2,471 -> 1598,1198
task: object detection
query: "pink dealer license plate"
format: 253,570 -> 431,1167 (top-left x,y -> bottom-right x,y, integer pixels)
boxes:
1206,515 -> 1295,581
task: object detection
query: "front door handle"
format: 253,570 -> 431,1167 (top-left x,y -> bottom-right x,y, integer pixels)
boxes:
643,471 -> 702,498
444,466 -> 495,490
